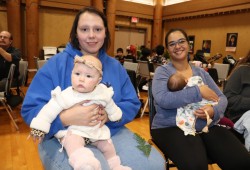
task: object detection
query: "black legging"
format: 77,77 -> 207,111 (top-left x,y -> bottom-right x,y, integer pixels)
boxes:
151,126 -> 250,170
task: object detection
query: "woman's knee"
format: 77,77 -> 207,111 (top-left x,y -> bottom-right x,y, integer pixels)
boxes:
112,127 -> 166,170
39,138 -> 73,170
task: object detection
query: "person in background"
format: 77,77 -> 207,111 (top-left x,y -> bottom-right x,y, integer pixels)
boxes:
0,30 -> 21,91
152,45 -> 164,64
139,47 -> 151,61
193,49 -> 208,64
151,28 -> 250,170
138,47 -> 153,90
223,51 -> 250,151
224,51 -> 250,122
150,48 -> 157,62
124,45 -> 137,63
115,47 -> 124,65
21,6 -> 165,170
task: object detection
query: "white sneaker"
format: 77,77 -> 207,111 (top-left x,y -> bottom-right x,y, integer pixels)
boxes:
142,84 -> 148,91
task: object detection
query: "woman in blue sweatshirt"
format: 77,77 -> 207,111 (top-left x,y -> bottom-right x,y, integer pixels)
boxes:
21,7 -> 165,170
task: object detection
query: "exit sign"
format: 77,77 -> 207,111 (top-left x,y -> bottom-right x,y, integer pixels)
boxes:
131,17 -> 139,23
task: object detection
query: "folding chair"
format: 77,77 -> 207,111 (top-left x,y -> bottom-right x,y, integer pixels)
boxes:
123,61 -> 138,73
0,64 -> 20,130
124,58 -> 133,62
11,60 -> 28,96
137,61 -> 154,117
34,56 -> 47,70
137,61 -> 154,84
213,63 -> 230,88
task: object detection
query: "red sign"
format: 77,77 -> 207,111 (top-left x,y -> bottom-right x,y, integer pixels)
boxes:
131,17 -> 139,23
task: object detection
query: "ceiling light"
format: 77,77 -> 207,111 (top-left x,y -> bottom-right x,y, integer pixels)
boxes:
164,0 -> 191,6
123,0 -> 154,6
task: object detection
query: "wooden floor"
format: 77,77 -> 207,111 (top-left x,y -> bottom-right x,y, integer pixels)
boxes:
0,86 -> 221,170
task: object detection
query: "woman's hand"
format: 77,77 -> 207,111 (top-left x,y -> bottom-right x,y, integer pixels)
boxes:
59,101 -> 101,127
199,85 -> 218,102
97,105 -> 109,127
194,105 -> 214,119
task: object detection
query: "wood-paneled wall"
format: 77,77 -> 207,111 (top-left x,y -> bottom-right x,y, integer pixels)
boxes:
23,0 -> 91,10
39,8 -> 76,50
163,0 -> 250,19
164,12 -> 250,60
0,6 -> 7,31
116,0 -> 154,19
0,0 -> 249,59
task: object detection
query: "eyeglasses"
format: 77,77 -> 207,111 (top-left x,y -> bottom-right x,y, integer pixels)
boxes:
0,35 -> 10,39
168,38 -> 187,48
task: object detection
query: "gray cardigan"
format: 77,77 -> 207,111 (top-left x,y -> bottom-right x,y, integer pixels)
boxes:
152,62 -> 228,131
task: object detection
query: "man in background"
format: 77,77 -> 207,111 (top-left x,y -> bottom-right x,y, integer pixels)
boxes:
152,45 -> 165,64
0,31 -> 21,91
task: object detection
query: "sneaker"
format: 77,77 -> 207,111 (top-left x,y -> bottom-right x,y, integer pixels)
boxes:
142,84 -> 148,91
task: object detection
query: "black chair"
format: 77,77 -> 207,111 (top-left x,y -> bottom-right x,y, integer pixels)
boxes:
126,69 -> 138,94
147,80 -> 216,170
126,69 -> 142,118
207,68 -> 219,84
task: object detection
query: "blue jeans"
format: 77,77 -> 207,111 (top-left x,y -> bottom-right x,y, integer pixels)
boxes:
38,126 -> 166,170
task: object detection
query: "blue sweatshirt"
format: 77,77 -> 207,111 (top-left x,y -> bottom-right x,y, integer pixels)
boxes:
152,62 -> 228,131
21,43 -> 141,139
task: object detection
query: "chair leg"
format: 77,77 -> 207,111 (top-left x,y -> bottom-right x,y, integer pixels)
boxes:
0,101 -> 19,130
166,160 -> 170,170
140,98 -> 148,118
137,87 -> 140,98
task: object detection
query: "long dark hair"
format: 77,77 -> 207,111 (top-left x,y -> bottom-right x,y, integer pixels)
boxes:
227,50 -> 250,78
237,50 -> 250,65
69,6 -> 111,51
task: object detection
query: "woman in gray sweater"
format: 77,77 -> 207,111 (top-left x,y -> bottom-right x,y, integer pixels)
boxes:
151,28 -> 250,170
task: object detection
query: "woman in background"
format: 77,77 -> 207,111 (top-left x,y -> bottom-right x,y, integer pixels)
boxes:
224,51 -> 250,151
224,51 -> 250,122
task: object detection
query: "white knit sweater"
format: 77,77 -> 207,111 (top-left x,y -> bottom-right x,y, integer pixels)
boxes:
30,84 -> 122,140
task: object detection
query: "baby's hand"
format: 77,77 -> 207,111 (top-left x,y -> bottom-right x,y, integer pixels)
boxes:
28,129 -> 45,143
